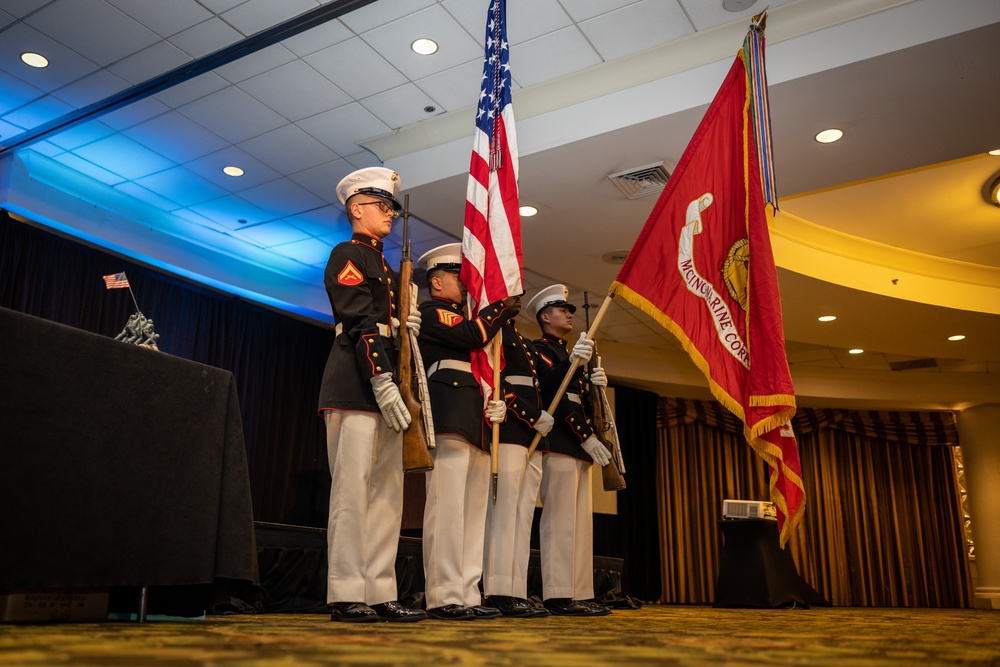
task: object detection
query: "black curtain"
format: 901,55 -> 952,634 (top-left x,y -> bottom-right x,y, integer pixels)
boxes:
613,385 -> 662,602
1,211 -> 332,526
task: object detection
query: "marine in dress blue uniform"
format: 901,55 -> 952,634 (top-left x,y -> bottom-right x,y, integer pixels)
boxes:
482,300 -> 555,617
416,243 -> 510,620
320,167 -> 427,623
528,284 -> 613,617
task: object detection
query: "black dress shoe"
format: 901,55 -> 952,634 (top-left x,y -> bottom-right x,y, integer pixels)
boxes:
469,604 -> 501,619
543,598 -> 595,616
485,595 -> 535,618
577,599 -> 612,616
370,601 -> 428,622
426,604 -> 475,620
524,600 -> 551,617
329,601 -> 377,623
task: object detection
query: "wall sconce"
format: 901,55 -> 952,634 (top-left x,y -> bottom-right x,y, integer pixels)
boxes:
985,171 -> 1000,208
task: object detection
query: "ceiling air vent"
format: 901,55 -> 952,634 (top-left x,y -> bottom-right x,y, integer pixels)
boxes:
607,162 -> 670,200
888,358 -> 939,371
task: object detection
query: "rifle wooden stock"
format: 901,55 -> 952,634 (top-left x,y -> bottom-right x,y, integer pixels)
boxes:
591,380 -> 626,491
398,255 -> 434,473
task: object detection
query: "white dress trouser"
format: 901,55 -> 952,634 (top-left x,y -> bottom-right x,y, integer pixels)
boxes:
324,410 -> 403,605
422,435 -> 491,608
539,453 -> 594,601
483,443 -> 543,598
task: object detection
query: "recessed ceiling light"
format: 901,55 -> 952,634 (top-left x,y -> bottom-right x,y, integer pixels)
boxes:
223,165 -> 244,177
519,205 -> 538,217
21,52 -> 48,68
989,148 -> 1000,156
947,334 -> 966,341
411,38 -> 438,55
818,315 -> 837,322
848,349 -> 864,355
815,129 -> 843,144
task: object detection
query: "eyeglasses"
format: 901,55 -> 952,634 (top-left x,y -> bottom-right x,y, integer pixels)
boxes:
356,201 -> 399,217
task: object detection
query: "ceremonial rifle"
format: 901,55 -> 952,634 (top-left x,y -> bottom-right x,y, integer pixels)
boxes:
583,292 -> 626,491
398,194 -> 435,473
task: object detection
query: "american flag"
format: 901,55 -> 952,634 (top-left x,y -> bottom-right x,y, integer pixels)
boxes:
102,272 -> 130,289
461,0 -> 523,401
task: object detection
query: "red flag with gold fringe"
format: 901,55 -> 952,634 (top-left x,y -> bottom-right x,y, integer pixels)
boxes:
610,22 -> 804,545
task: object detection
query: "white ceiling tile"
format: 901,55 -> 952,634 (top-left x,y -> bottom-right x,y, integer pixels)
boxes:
238,123 -> 339,174
72,134 -> 176,180
507,0 -> 575,44
25,0 -> 161,67
107,0 -> 214,38
214,43 -> 297,84
189,195 -> 274,229
360,5 -> 482,81
285,157 -> 355,200
342,149 -> 383,171
282,18 -> 353,57
0,117 -> 28,141
101,97 -> 171,131
221,0 -> 320,37
237,60 -> 351,121
183,145 -> 281,191
362,83 -> 440,130
48,69 -> 130,108
0,1 -> 48,19
2,95 -> 73,130
0,71 -> 44,116
114,180 -> 184,211
285,206 -> 340,236
134,166 -> 228,207
51,152 -> 127,186
0,22 -> 101,91
177,86 -> 288,144
508,26 -> 602,88
271,236 -> 337,266
237,177 -> 327,218
46,121 -> 115,151
152,72 -> 229,108
304,37 -> 407,99
0,8 -> 14,29
197,0 -> 249,13
168,16 -> 244,59
297,102 -> 389,157
580,0 -> 693,62
122,112 -> 229,163
337,0 -> 436,34
232,220 -> 312,248
558,0 -> 644,23
413,59 -> 483,113
106,41 -> 193,85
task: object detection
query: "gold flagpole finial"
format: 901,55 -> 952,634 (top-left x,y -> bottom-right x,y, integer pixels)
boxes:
750,8 -> 768,32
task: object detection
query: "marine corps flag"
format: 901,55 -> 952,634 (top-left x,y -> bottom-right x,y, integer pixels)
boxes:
610,17 -> 804,545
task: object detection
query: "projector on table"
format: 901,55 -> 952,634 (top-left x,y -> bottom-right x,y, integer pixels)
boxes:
722,499 -> 777,521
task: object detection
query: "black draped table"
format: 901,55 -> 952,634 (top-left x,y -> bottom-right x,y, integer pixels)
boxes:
0,308 -> 258,618
713,519 -> 829,608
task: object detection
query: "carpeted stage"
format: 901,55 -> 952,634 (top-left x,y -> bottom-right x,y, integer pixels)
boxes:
2,606 -> 999,666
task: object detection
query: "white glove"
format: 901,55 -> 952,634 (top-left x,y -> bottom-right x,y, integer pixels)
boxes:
369,373 -> 410,432
589,367 -> 607,387
581,435 -> 612,466
406,310 -> 421,336
568,332 -> 595,364
533,410 -> 554,436
485,399 -> 506,423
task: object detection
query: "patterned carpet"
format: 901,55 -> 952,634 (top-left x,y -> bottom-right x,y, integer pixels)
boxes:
2,605 -> 999,666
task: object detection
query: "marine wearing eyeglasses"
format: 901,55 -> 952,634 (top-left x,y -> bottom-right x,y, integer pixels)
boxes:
318,167 -> 428,624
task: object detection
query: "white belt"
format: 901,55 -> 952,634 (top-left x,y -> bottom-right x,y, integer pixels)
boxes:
566,392 -> 581,404
334,322 -> 392,338
427,359 -> 472,377
506,375 -> 535,387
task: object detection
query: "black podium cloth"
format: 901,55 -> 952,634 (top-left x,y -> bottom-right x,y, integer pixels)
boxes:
0,308 -> 258,591
713,519 -> 828,608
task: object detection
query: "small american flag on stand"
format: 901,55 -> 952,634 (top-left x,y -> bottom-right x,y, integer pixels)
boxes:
102,272 -> 130,289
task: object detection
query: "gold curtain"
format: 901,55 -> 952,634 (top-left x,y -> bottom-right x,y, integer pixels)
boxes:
656,398 -> 972,607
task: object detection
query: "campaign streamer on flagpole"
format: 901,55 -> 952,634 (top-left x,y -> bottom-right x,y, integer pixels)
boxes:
461,0 -> 523,403
608,12 -> 804,546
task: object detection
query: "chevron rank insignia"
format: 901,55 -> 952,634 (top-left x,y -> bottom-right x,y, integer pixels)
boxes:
436,308 -> 463,327
337,260 -> 363,286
